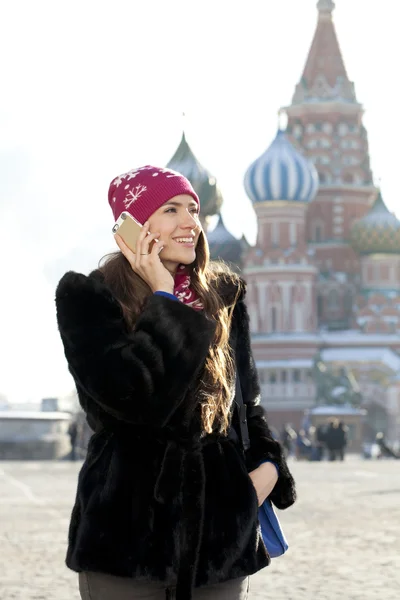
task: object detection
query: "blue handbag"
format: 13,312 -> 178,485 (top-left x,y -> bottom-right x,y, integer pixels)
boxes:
258,498 -> 288,558
234,372 -> 289,558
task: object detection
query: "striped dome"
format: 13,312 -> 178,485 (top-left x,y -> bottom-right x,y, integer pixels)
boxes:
244,129 -> 319,204
350,192 -> 400,255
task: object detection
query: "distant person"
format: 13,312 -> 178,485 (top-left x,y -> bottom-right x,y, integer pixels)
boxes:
56,166 -> 296,600
67,419 -> 79,461
337,421 -> 348,461
325,419 -> 345,461
280,423 -> 297,458
301,409 -> 311,436
295,429 -> 312,460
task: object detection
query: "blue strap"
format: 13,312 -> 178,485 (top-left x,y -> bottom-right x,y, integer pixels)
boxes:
154,291 -> 178,302
234,373 -> 251,452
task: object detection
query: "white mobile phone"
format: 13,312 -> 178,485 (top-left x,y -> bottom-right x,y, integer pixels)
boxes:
112,212 -> 154,253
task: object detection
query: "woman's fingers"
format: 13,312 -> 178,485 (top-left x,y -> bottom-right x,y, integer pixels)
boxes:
136,222 -> 160,256
150,239 -> 164,256
140,232 -> 160,255
135,221 -> 150,255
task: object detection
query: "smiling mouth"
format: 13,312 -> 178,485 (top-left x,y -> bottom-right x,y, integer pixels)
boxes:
173,237 -> 195,247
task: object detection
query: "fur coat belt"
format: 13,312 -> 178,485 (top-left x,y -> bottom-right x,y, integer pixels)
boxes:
121,427 -> 215,598
157,439 -> 205,599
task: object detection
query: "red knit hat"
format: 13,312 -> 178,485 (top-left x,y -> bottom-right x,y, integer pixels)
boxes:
108,165 -> 200,225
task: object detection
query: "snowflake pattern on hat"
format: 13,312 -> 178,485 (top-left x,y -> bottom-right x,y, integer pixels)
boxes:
124,184 -> 147,209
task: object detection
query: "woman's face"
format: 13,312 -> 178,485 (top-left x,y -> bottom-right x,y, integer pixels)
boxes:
147,194 -> 201,272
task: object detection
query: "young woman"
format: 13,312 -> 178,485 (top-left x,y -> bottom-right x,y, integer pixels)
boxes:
56,165 -> 296,600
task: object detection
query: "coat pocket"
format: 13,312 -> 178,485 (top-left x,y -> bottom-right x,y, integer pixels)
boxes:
198,440 -> 260,578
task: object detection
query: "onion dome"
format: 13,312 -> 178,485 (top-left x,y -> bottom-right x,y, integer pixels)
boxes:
350,192 -> 400,255
244,129 -> 319,204
167,133 -> 223,218
207,214 -> 244,266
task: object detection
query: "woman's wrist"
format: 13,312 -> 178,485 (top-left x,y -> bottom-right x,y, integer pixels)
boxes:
258,462 -> 279,483
259,460 -> 279,477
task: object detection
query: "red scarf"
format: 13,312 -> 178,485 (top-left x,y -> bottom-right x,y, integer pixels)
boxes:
174,265 -> 203,311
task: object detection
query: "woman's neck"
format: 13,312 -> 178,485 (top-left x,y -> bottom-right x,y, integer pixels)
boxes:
161,260 -> 179,277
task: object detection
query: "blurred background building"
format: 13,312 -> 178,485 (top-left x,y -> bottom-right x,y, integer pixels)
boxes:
168,0 -> 400,443
3,1 -> 397,454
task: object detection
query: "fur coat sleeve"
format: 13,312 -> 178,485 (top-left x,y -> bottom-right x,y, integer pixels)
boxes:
234,298 -> 296,510
55,270 -> 216,426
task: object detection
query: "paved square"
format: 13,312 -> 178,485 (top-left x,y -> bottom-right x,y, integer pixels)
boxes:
0,458 -> 399,599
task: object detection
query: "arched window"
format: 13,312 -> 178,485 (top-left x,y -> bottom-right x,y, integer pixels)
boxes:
293,124 -> 302,138
317,295 -> 324,320
272,221 -> 279,247
344,289 -> 353,314
312,220 -> 324,242
271,307 -> 277,332
343,173 -> 354,184
318,171 -> 331,184
290,222 -> 297,246
327,289 -> 340,310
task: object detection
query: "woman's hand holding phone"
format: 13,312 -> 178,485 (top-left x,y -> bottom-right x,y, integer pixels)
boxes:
115,222 -> 174,294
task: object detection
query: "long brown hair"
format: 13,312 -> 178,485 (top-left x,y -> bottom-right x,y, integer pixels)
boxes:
99,230 -> 243,434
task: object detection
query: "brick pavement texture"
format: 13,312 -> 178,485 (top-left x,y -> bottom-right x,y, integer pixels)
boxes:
0,458 -> 399,600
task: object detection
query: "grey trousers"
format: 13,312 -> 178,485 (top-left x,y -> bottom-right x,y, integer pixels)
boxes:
79,572 -> 250,599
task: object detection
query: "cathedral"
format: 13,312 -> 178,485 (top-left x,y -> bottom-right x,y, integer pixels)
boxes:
167,0 -> 400,443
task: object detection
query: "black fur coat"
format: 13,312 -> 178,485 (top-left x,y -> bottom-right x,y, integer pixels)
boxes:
56,270 -> 296,599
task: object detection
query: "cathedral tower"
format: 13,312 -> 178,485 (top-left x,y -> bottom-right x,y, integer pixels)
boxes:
244,129 -> 319,335
283,0 -> 377,328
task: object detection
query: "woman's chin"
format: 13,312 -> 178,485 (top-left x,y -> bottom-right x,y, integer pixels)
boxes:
161,248 -> 196,265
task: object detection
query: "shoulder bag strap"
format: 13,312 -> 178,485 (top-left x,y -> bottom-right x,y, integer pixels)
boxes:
235,370 -> 251,452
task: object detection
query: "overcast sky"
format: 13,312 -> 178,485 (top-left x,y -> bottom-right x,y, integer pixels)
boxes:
1,0 -> 398,404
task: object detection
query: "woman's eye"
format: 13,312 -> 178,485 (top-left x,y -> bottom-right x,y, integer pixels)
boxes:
165,208 -> 177,213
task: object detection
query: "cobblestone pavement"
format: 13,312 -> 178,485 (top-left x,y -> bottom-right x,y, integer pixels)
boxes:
0,457 -> 399,600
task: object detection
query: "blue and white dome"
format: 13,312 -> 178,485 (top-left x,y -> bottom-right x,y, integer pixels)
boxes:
244,129 -> 319,204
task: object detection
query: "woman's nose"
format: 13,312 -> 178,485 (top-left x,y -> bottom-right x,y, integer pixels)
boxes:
181,212 -> 198,229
